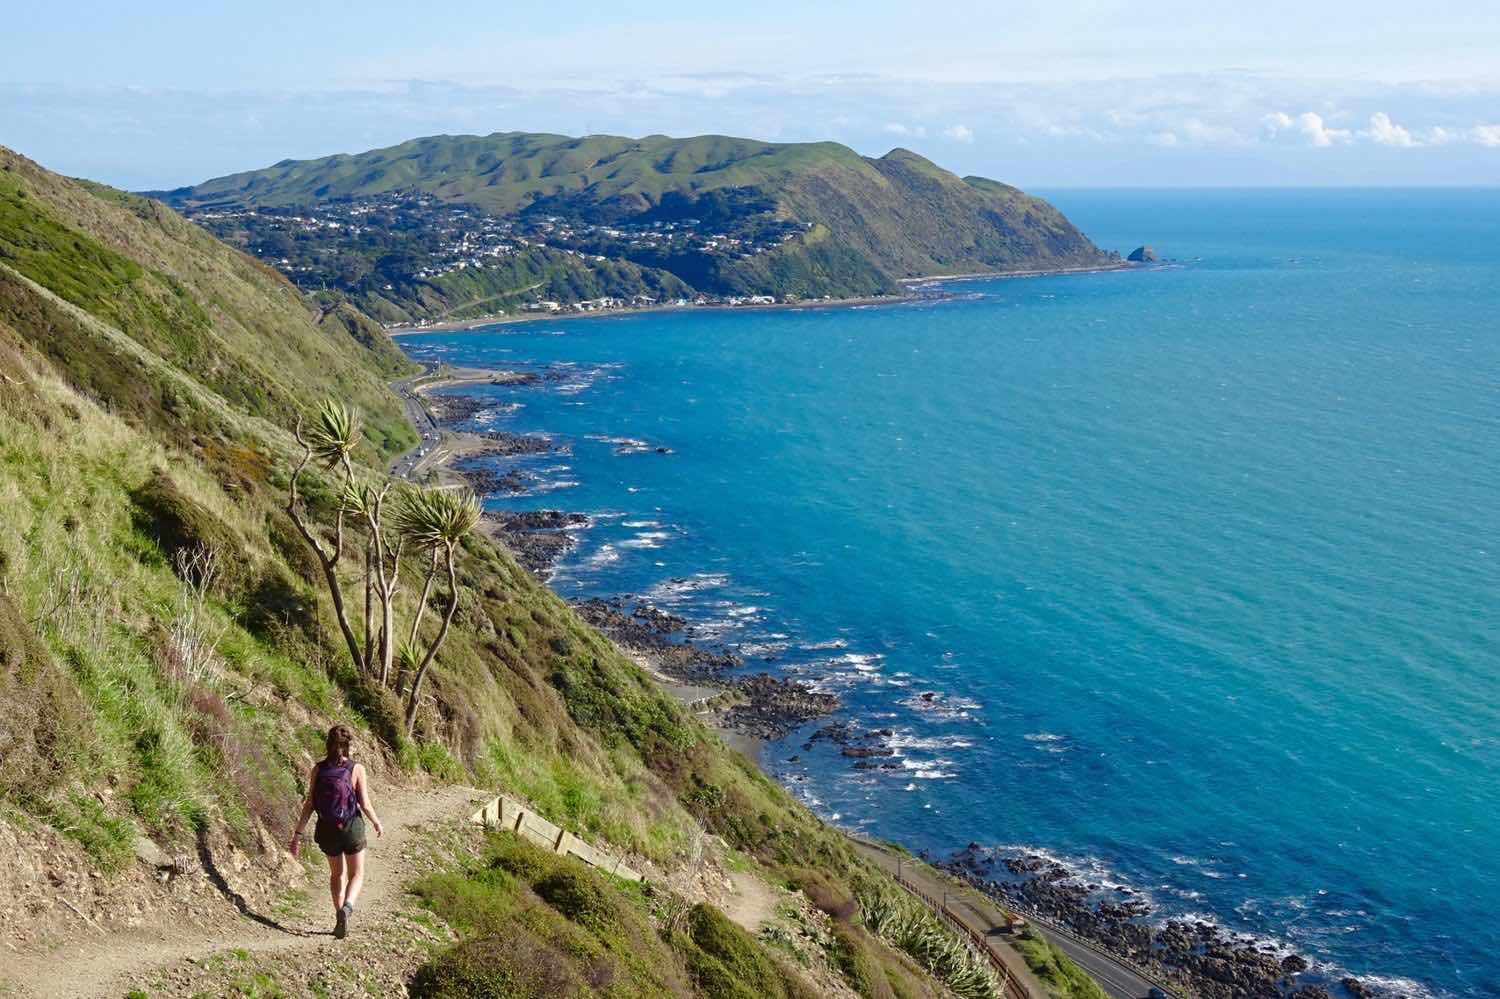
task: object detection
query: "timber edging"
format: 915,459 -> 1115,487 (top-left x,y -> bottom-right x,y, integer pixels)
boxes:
470,795 -> 643,882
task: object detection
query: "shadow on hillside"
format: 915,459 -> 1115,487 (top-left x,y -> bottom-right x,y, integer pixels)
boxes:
195,828 -> 324,937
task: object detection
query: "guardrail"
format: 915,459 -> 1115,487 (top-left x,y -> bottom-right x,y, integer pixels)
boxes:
885,867 -> 1032,999
849,832 -> 1185,999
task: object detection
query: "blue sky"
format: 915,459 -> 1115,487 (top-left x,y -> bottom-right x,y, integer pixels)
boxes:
5,1 -> 1500,188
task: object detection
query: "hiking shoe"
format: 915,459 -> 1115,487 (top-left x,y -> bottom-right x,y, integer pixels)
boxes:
334,903 -> 349,939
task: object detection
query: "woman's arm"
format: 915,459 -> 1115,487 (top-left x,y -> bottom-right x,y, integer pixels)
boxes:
289,765 -> 317,856
354,764 -> 384,837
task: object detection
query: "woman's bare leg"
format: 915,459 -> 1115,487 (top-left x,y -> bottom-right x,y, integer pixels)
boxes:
343,849 -> 367,909
327,853 -> 347,911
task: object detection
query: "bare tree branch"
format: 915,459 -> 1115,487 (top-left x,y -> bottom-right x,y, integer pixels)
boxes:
405,540 -> 461,738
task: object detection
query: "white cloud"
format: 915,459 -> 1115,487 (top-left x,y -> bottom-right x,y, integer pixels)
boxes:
1366,111 -> 1414,147
1262,110 -> 1351,147
8,70 -> 1500,190
1428,122 -> 1500,147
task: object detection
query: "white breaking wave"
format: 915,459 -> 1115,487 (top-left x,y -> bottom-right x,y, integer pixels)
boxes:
584,545 -> 619,567
837,652 -> 883,671
647,573 -> 731,601
801,638 -> 850,651
619,530 -> 673,549
987,843 -> 1145,900
885,732 -> 975,751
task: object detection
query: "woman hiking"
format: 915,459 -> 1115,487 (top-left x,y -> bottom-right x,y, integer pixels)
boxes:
289,724 -> 384,938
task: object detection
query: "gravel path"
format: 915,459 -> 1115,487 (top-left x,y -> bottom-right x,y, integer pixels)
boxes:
0,784 -> 484,999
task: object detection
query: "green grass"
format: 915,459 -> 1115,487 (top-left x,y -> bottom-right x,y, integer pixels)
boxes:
410,831 -> 815,999
406,740 -> 467,782
44,793 -> 135,873
1010,928 -> 1112,999
165,132 -> 867,216
2,146 -> 416,454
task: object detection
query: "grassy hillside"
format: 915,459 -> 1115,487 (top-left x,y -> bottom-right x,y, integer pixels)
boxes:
157,131 -> 1116,308
160,133 -> 878,217
0,144 -> 1033,997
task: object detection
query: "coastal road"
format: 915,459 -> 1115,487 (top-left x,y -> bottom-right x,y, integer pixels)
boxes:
390,364 -> 442,479
851,838 -> 1171,999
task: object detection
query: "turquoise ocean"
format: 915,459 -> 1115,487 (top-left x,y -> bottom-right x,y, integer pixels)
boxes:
400,189 -> 1500,998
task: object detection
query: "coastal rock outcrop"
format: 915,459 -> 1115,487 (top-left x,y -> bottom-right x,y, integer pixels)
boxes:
941,843 -> 1347,999
1127,245 -> 1158,263
572,596 -> 838,740
483,510 -> 589,576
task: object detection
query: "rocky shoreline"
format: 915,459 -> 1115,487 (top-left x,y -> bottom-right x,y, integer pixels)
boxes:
573,596 -> 839,741
942,845 -> 1378,999
483,510 -> 589,575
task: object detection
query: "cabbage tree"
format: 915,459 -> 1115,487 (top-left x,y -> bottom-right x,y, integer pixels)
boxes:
286,400 -> 365,673
394,486 -> 480,736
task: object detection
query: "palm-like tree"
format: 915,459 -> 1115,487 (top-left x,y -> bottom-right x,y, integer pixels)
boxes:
306,400 -> 360,474
287,400 -> 366,673
394,487 -> 480,736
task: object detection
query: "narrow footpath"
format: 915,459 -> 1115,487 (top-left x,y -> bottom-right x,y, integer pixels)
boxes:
0,785 -> 483,999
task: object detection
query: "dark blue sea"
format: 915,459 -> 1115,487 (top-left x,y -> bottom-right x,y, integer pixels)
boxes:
400,189 -> 1500,998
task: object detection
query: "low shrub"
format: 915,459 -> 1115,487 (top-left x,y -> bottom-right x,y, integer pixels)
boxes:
484,833 -> 569,886
534,868 -> 621,932
831,922 -> 894,999
238,567 -> 318,642
681,903 -> 816,999
788,867 -> 858,922
336,668 -> 405,753
410,930 -> 590,999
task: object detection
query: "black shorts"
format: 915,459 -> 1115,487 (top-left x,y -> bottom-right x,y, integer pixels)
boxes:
313,814 -> 367,856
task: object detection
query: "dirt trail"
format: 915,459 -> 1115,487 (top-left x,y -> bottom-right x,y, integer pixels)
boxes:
1,784 -> 484,999
720,870 -> 781,934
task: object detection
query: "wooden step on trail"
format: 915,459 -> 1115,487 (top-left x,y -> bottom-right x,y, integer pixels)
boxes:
470,795 -> 642,882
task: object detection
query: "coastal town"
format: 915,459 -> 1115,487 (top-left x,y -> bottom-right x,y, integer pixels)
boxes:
183,189 -> 814,322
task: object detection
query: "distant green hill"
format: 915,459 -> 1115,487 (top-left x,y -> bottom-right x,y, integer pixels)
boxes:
157,131 -> 1117,306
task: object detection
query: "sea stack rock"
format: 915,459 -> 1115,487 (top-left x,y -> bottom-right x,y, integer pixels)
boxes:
1127,245 -> 1158,263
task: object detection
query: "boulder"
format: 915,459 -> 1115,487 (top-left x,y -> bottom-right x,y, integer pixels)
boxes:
1127,245 -> 1158,263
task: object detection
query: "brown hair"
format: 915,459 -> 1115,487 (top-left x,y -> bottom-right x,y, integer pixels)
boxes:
324,724 -> 354,764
